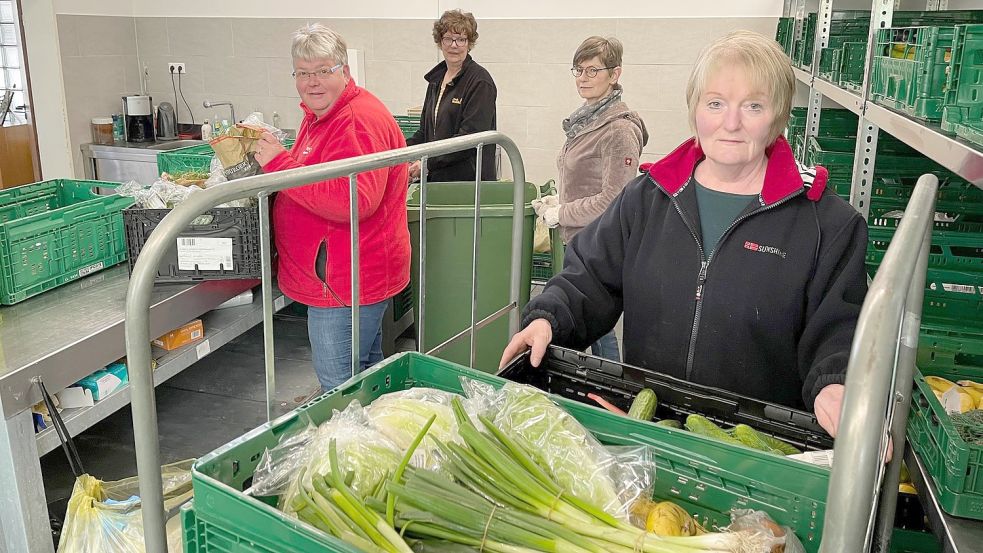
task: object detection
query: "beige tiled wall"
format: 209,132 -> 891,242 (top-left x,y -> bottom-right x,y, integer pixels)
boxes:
57,15 -> 778,182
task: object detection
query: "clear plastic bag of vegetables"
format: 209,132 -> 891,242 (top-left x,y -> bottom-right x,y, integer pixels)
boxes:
250,400 -> 403,510
461,378 -> 655,520
364,387 -> 464,470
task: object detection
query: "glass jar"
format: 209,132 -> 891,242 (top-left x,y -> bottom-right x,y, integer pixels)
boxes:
90,117 -> 115,145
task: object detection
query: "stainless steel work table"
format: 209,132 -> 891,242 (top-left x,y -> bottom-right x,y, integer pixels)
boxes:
0,266 -> 289,552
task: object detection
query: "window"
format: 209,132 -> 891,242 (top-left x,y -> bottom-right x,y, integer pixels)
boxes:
0,0 -> 25,123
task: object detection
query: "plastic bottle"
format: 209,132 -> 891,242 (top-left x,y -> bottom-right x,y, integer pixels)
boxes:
201,119 -> 212,140
213,114 -> 222,134
111,113 -> 124,141
272,111 -> 281,129
221,119 -> 230,135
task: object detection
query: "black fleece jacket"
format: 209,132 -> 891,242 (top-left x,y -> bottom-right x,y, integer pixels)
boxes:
406,55 -> 497,182
522,136 -> 868,410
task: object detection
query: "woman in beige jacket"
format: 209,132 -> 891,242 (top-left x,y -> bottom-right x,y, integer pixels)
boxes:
532,36 -> 648,361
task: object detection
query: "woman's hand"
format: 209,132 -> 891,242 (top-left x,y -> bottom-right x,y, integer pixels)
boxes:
254,132 -> 287,167
408,161 -> 422,181
499,318 -> 553,369
814,384 -> 844,437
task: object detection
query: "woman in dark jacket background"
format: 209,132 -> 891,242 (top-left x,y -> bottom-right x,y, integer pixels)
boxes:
406,9 -> 497,182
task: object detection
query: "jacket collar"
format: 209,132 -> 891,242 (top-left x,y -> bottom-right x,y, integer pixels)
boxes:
300,79 -> 359,124
641,135 -> 827,205
423,55 -> 475,85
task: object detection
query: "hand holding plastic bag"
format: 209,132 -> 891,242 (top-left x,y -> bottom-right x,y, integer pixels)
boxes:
57,460 -> 193,553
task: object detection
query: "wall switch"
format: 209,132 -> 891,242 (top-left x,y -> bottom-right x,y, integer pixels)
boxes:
168,62 -> 186,74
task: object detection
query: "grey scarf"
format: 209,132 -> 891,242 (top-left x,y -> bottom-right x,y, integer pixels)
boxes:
561,85 -> 623,139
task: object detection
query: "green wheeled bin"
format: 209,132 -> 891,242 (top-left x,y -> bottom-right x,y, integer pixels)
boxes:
407,181 -> 535,373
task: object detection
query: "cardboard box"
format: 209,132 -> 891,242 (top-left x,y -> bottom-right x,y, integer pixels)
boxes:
153,319 -> 204,351
75,362 -> 129,401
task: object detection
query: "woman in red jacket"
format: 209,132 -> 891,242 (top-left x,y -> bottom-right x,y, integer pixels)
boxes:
255,23 -> 410,393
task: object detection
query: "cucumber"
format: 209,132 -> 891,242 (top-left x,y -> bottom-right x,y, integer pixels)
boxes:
731,424 -> 783,454
627,388 -> 658,421
655,419 -> 683,429
755,430 -> 802,455
684,414 -> 744,446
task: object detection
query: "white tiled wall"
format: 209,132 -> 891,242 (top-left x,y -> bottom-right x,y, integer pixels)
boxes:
57,15 -> 778,182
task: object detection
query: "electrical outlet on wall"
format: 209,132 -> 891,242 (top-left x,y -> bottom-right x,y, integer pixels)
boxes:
168,62 -> 186,74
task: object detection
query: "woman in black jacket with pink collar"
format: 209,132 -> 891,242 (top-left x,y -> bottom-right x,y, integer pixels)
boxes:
406,9 -> 497,183
500,31 -> 868,440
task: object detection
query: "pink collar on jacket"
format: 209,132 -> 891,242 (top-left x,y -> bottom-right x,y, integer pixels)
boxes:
299,79 -> 360,124
640,135 -> 828,204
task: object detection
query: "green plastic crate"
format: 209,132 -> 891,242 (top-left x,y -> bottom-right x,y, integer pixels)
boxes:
889,527 -> 941,553
391,285 -> 412,322
942,24 -> 983,148
776,17 -> 795,56
871,26 -> 958,121
917,322 -> 983,376
867,226 -> 983,273
0,179 -> 132,305
157,139 -> 297,176
839,41 -> 869,91
804,136 -> 934,183
393,115 -> 420,140
187,352 -> 833,553
867,262 -> 983,331
907,365 -> 983,519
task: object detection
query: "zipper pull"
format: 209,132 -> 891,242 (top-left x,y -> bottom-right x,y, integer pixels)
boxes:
695,261 -> 708,301
323,282 -> 328,298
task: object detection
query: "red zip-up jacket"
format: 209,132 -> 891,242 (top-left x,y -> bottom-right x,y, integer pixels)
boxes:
263,80 -> 410,308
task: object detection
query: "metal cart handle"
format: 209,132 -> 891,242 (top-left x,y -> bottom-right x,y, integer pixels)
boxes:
124,131 -> 527,553
821,173 -> 938,552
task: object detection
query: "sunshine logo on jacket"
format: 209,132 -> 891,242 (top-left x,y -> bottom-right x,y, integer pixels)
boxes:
744,241 -> 787,259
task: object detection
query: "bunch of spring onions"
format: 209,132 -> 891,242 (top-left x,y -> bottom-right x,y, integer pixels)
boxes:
381,398 -> 777,553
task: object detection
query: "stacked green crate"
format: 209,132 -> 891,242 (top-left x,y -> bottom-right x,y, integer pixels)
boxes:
776,17 -> 795,57
871,25 -> 958,120
157,140 -> 296,176
393,115 -> 420,140
786,107 -> 858,160
942,24 -> 983,148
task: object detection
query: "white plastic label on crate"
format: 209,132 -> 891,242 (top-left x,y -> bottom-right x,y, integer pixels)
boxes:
787,449 -> 834,468
942,283 -> 976,295
274,296 -> 285,311
176,237 -> 234,271
195,339 -> 211,360
78,262 -> 104,278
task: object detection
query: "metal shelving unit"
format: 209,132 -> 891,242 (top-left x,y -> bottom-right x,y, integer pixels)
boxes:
789,0 -> 983,218
34,287 -> 290,456
785,0 -> 983,551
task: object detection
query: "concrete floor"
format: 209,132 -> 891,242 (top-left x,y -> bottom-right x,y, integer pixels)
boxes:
40,313 -> 321,530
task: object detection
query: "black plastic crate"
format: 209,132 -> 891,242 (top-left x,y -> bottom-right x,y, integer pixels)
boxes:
499,345 -> 834,451
123,205 -> 263,282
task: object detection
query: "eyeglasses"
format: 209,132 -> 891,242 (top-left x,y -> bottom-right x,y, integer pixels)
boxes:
441,36 -> 469,47
571,66 -> 618,78
292,64 -> 343,81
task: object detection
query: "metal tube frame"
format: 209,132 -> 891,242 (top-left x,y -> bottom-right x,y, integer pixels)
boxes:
124,131 -> 526,553
820,174 -> 939,552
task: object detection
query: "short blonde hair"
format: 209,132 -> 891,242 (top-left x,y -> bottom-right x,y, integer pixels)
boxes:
292,23 -> 348,65
685,30 -> 794,144
432,10 -> 479,47
573,36 -> 623,73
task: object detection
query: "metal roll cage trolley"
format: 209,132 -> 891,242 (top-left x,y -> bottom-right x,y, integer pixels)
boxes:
115,128 -> 938,553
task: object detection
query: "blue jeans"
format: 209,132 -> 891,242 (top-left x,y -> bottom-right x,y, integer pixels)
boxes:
307,300 -> 388,392
590,330 -> 621,362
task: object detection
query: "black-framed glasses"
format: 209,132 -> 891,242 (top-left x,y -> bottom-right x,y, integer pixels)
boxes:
571,66 -> 618,78
441,36 -> 469,47
292,64 -> 343,81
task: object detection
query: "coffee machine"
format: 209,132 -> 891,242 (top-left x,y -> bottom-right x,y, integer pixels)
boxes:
122,95 -> 155,143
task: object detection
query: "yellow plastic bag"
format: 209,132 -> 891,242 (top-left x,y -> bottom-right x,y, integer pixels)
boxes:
57,459 -> 194,553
